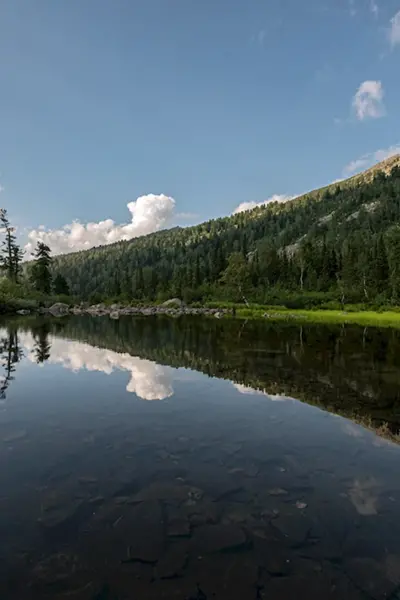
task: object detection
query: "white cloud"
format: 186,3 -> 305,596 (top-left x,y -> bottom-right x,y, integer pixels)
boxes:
20,333 -> 174,400
343,144 -> 400,175
389,10 -> 400,46
25,193 -> 176,256
233,194 -> 295,215
352,80 -> 385,121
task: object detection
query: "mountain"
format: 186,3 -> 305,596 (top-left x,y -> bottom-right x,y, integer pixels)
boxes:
53,155 -> 400,306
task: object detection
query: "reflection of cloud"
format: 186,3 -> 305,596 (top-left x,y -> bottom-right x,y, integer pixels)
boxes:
19,334 -> 173,401
232,383 -> 292,401
349,478 -> 379,516
342,422 -> 364,438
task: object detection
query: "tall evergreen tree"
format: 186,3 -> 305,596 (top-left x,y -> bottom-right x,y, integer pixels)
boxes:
0,209 -> 22,282
31,242 -> 52,294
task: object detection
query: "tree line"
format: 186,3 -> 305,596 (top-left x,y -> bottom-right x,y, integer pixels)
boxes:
2,162 -> 400,308
51,164 -> 400,307
0,209 -> 69,297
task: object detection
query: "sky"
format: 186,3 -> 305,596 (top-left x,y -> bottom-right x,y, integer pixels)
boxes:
0,0 -> 399,255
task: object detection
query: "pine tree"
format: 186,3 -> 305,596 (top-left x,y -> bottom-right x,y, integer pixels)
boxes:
53,273 -> 70,295
12,245 -> 24,284
31,242 -> 52,294
0,209 -> 22,282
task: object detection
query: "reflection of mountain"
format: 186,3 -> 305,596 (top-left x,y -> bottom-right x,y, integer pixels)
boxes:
19,333 -> 173,401
34,316 -> 400,430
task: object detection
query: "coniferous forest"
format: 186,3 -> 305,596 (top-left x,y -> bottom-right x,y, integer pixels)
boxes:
47,157 -> 400,308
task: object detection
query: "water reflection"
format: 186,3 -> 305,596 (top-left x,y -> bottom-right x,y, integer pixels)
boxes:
0,316 -> 400,598
19,332 -> 173,401
0,328 -> 23,401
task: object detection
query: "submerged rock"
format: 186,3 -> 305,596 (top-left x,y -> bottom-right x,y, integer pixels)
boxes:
190,524 -> 246,555
156,544 -> 188,579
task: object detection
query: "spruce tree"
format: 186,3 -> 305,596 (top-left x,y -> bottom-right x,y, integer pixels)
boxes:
0,209 -> 22,282
31,242 -> 52,294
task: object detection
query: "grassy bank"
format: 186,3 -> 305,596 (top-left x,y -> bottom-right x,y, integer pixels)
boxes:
203,302 -> 400,328
231,306 -> 400,328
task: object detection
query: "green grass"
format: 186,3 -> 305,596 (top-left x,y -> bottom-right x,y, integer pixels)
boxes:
228,306 -> 400,328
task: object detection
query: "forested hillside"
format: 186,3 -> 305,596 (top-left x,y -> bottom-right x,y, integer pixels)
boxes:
53,155 -> 400,306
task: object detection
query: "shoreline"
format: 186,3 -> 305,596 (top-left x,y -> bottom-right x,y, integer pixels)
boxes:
233,307 -> 400,328
3,300 -> 400,329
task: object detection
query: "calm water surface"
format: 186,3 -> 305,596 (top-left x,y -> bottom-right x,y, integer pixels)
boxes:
1,316 -> 400,599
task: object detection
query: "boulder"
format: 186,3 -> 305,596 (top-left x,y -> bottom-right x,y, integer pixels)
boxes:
110,311 -> 120,319
48,302 -> 70,316
16,309 -> 30,315
162,298 -> 185,308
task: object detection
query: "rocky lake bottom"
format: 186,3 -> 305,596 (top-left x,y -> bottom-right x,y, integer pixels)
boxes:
0,316 -> 400,599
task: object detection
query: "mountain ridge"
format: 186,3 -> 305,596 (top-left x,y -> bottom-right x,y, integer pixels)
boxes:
52,155 -> 400,305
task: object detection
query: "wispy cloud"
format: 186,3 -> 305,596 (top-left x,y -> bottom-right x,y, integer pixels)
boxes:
352,80 -> 385,120
233,194 -> 296,215
349,0 -> 357,17
25,193 -> 176,256
389,10 -> 400,47
370,0 -> 378,16
343,144 -> 400,175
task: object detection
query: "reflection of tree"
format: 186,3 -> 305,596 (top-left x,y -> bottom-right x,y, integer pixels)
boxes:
51,316 -> 400,431
32,324 -> 51,364
0,329 -> 23,400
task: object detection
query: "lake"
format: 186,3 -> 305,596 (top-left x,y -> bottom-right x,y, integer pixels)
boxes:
0,315 -> 400,599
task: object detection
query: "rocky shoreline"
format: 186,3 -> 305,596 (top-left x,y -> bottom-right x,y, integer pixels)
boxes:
21,301 -> 231,319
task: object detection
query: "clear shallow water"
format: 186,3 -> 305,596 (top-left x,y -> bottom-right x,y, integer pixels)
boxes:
0,317 -> 400,599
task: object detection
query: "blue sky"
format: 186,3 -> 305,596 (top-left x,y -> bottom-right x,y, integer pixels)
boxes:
0,0 -> 399,254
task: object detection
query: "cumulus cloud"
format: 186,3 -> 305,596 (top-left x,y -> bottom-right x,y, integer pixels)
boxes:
343,144 -> 400,175
20,333 -> 174,401
233,194 -> 295,215
352,80 -> 385,121
25,193 -> 176,256
389,10 -> 400,46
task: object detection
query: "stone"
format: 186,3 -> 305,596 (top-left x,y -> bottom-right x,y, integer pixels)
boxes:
126,501 -> 165,563
110,311 -> 120,319
190,524 -> 246,555
134,482 -> 203,504
31,552 -> 95,596
268,488 -> 288,496
265,553 -> 291,576
16,309 -> 30,315
38,499 -> 91,538
48,302 -> 70,316
191,554 -> 259,600
162,298 -> 184,308
345,557 -> 398,599
168,518 -> 191,537
272,514 -> 311,547
156,544 -> 188,579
